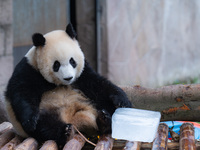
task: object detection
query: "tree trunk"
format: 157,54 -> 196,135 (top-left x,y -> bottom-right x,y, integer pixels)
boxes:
121,84 -> 200,121
1,84 -> 200,124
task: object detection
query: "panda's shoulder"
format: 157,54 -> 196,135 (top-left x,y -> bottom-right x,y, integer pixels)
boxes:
6,57 -> 56,99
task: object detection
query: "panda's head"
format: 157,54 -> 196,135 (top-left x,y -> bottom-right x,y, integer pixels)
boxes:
26,24 -> 84,85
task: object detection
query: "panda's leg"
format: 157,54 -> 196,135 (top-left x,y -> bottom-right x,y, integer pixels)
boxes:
96,109 -> 112,135
32,111 -> 75,147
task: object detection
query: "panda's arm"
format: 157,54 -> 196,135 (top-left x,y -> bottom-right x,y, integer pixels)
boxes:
5,57 -> 56,133
9,94 -> 39,133
74,61 -> 132,112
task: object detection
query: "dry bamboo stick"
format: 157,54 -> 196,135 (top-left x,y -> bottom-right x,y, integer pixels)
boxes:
123,141 -> 141,150
179,123 -> 196,150
0,129 -> 15,148
15,137 -> 38,150
1,135 -> 23,150
152,123 -> 169,150
39,140 -> 58,150
63,134 -> 85,150
0,122 -> 13,135
94,135 -> 114,150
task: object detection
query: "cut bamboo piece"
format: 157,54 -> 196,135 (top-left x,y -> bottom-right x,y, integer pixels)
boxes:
179,123 -> 196,150
1,135 -> 23,150
63,134 -> 85,150
0,122 -> 13,135
39,140 -> 58,150
94,135 -> 114,150
152,123 -> 169,150
15,137 -> 38,150
0,129 -> 15,148
123,141 -> 141,150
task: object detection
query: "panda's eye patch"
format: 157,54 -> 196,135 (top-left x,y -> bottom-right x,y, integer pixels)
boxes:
53,60 -> 60,72
70,58 -> 77,68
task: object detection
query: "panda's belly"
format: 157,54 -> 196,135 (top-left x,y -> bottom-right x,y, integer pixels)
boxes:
40,86 -> 98,131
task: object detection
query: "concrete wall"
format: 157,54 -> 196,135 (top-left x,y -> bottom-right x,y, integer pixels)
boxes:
13,0 -> 69,66
76,0 -> 97,70
99,0 -> 200,87
0,0 -> 13,121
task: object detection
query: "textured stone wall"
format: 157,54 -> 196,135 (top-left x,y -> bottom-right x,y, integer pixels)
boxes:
99,0 -> 200,87
0,0 -> 13,121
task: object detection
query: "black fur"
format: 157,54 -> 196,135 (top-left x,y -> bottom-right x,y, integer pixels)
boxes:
5,57 -> 72,145
32,33 -> 46,47
66,23 -> 77,39
73,61 -> 132,134
5,58 -> 132,146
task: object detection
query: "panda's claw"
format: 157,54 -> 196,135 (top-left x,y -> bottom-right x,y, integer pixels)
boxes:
65,124 -> 74,137
97,109 -> 111,135
110,94 -> 133,108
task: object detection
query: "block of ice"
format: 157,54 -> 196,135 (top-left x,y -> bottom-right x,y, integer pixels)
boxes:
112,108 -> 161,142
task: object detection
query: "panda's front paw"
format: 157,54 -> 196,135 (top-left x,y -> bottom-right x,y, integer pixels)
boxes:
110,94 -> 132,108
97,109 -> 111,135
22,113 -> 39,133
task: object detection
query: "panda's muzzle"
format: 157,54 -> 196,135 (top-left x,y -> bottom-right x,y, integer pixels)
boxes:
64,77 -> 73,81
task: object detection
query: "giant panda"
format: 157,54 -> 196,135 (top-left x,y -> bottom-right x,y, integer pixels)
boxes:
5,23 -> 132,147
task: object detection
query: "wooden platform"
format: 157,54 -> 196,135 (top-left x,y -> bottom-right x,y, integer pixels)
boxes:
0,122 -> 199,150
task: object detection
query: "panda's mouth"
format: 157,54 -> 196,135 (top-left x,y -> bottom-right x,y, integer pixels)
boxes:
64,77 -> 73,81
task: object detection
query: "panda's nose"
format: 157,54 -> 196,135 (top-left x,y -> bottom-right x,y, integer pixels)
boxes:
64,77 -> 73,81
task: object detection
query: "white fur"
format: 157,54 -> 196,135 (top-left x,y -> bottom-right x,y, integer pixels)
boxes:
56,64 -> 76,85
26,30 -> 85,85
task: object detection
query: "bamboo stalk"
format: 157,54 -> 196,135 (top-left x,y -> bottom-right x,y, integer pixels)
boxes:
39,140 -> 58,150
0,129 -> 15,148
1,135 -> 23,150
15,137 -> 38,150
63,134 -> 85,150
179,123 -> 196,150
152,123 -> 169,150
123,141 -> 141,150
94,135 -> 114,150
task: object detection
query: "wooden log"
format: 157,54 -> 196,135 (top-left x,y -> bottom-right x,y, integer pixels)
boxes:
63,134 -> 85,150
179,123 -> 196,150
94,135 -> 114,150
123,141 -> 141,150
121,84 -> 200,121
0,129 -> 15,148
39,140 -> 58,150
0,122 -> 13,135
1,135 -> 23,150
152,123 -> 169,150
15,137 -> 38,150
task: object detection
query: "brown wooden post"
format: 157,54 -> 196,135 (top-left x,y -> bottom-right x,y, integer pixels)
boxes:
1,135 -> 23,150
15,137 -> 38,150
0,129 -> 15,148
94,135 -> 114,150
152,123 -> 169,150
63,134 -> 85,150
123,141 -> 141,150
179,123 -> 196,150
39,140 -> 58,150
0,122 -> 13,135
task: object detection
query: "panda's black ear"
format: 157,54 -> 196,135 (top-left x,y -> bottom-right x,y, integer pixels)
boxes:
66,23 -> 77,39
32,33 -> 46,47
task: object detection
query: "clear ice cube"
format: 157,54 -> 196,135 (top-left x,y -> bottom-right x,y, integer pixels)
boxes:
111,108 -> 161,142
